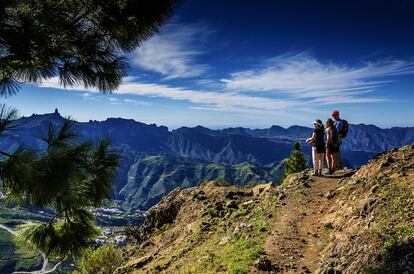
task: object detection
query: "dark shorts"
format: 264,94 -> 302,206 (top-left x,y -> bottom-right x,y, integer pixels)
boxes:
327,144 -> 339,154
314,146 -> 326,154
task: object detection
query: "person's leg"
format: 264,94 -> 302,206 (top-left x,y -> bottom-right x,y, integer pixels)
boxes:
315,148 -> 323,175
337,136 -> 342,168
337,145 -> 342,169
332,153 -> 337,173
317,153 -> 324,175
315,153 -> 321,175
312,147 -> 318,174
335,147 -> 342,169
326,151 -> 332,174
325,153 -> 329,169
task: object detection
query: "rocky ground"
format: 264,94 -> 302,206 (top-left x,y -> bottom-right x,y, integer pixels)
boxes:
117,145 -> 414,273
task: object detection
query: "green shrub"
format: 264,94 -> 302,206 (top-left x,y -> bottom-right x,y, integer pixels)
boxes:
282,141 -> 307,182
74,244 -> 123,274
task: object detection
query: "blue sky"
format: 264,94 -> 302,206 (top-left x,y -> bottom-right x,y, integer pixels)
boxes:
3,1 -> 414,128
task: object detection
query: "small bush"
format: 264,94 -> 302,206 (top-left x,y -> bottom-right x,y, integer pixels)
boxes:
282,141 -> 307,182
74,244 -> 123,274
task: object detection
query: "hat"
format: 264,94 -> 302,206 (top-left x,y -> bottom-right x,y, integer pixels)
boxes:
332,110 -> 339,117
313,119 -> 323,127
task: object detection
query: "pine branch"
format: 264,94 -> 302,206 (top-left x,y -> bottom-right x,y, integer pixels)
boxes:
0,150 -> 11,157
0,0 -> 179,95
47,208 -> 66,226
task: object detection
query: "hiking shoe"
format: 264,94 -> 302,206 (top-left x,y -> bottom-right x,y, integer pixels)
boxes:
326,169 -> 332,175
312,171 -> 318,176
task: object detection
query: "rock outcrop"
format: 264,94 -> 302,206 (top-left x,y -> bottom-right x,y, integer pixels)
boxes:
316,144 -> 414,274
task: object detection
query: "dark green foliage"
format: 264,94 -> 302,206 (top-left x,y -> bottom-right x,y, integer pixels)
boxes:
294,141 -> 301,151
0,104 -> 18,135
39,119 -> 78,148
0,105 -> 120,257
17,214 -> 99,257
0,0 -> 179,96
282,141 -> 307,180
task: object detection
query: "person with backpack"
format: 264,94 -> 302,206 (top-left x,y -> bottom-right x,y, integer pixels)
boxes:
306,119 -> 325,176
325,118 -> 339,175
332,111 -> 349,168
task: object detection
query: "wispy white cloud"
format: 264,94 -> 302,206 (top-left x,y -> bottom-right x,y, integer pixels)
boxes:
78,92 -> 101,102
60,84 -> 152,106
221,52 -> 414,103
39,77 -> 299,116
117,83 -> 298,112
123,98 -> 151,106
38,51 -> 414,118
130,22 -> 211,80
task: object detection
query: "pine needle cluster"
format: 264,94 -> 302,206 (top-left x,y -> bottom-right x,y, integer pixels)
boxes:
0,0 -> 179,96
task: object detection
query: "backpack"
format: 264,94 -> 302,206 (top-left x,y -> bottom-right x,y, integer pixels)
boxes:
340,120 -> 349,138
331,127 -> 339,146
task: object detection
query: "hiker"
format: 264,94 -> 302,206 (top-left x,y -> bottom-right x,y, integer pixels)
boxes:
325,118 -> 339,175
332,111 -> 349,168
306,119 -> 325,176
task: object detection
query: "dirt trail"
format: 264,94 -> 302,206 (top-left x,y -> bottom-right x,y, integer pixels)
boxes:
261,172 -> 353,273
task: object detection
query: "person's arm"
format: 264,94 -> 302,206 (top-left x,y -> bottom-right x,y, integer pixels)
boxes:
336,120 -> 344,132
326,128 -> 331,145
306,132 -> 317,144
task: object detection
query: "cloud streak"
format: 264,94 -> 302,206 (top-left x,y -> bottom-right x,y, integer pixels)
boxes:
221,52 -> 414,103
39,77 -> 299,115
130,22 -> 211,80
38,50 -> 414,118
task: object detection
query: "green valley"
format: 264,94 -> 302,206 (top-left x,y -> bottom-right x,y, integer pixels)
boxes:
119,154 -> 285,210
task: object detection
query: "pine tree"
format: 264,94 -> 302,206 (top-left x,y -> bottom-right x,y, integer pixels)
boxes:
0,0 -> 179,96
0,105 -> 120,258
282,141 -> 307,181
0,0 -> 179,261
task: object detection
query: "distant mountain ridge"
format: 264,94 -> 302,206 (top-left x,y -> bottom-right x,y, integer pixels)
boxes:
1,110 -> 414,210
120,154 -> 284,210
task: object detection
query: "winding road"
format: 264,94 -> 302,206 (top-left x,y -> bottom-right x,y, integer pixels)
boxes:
0,223 -> 66,274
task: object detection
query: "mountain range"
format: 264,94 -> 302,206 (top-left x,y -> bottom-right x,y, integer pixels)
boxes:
1,109 -> 414,210
119,154 -> 285,210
